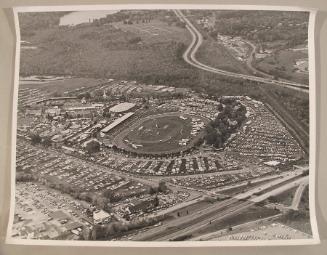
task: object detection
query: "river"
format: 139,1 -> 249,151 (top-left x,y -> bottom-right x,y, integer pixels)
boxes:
59,10 -> 120,26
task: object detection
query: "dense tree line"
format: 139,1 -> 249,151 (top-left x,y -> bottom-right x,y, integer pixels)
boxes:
83,214 -> 165,240
30,133 -> 52,147
203,10 -> 309,46
19,11 -> 308,132
19,12 -> 70,37
204,98 -> 247,148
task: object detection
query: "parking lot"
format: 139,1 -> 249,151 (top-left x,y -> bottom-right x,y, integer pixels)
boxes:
226,97 -> 303,162
12,182 -> 92,239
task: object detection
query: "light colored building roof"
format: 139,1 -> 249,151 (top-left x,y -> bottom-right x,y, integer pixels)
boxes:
66,106 -> 96,111
263,160 -> 280,166
101,112 -> 134,133
93,210 -> 110,223
109,102 -> 135,113
82,138 -> 100,148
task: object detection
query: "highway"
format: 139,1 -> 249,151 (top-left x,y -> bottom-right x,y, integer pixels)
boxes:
243,39 -> 274,79
133,197 -> 252,241
130,170 -> 306,241
156,200 -> 253,241
235,170 -> 305,200
173,10 -> 309,93
250,176 -> 308,203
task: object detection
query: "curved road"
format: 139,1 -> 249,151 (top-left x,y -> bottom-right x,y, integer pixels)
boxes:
290,179 -> 308,210
173,10 -> 309,93
244,39 -> 274,79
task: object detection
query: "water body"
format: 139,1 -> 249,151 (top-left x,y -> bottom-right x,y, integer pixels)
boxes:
59,10 -> 120,26
19,75 -> 70,84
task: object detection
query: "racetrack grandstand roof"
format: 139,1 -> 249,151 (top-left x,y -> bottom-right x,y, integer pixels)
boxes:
109,102 -> 135,113
101,112 -> 134,133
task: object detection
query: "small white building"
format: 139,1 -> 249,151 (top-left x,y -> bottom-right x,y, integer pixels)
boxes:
93,210 -> 110,224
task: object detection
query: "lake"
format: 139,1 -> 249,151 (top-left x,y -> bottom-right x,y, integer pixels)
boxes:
59,10 -> 120,26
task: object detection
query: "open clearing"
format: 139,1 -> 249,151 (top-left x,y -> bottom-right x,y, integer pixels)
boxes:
20,77 -> 103,95
112,20 -> 190,44
255,49 -> 308,84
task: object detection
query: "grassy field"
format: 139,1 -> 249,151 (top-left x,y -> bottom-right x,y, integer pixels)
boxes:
299,185 -> 310,211
20,77 -> 103,95
18,11 -> 310,137
112,19 -> 191,45
255,49 -> 308,84
262,84 -> 309,132
278,210 -> 312,235
267,186 -> 298,207
196,38 -> 251,75
118,113 -> 205,154
277,185 -> 311,235
19,15 -> 191,80
126,116 -> 190,143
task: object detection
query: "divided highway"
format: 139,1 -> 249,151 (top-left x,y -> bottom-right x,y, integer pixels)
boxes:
131,171 -> 307,241
173,10 -> 309,93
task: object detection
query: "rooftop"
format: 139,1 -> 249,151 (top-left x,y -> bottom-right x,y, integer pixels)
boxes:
109,102 -> 135,113
101,112 -> 134,133
93,210 -> 110,221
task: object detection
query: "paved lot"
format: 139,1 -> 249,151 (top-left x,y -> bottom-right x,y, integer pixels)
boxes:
12,182 -> 92,239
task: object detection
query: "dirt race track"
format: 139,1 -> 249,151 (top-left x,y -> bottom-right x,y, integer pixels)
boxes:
112,112 -> 209,155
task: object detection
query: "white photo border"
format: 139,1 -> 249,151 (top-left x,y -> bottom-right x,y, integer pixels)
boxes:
6,4 -> 320,247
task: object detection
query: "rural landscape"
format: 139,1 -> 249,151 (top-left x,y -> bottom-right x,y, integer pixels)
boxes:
11,9 -> 312,242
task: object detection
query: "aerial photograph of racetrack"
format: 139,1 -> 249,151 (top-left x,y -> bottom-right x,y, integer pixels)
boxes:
10,8 -> 313,242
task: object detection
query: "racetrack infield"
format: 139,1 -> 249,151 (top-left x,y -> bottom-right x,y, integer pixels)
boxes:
112,112 -> 209,155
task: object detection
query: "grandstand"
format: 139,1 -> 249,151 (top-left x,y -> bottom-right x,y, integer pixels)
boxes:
101,112 -> 135,133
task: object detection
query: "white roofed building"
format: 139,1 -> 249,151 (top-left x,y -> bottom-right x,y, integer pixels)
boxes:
109,102 -> 135,113
101,112 -> 134,133
93,210 -> 111,224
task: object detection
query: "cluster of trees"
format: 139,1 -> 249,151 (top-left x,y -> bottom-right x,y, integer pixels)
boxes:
19,12 -> 69,37
101,181 -> 166,204
128,36 -> 142,44
149,180 -> 168,194
91,10 -> 161,26
30,133 -> 52,147
102,107 -> 111,118
102,184 -> 150,203
77,92 -> 91,100
40,178 -> 112,211
16,172 -> 37,182
85,140 -> 101,154
266,87 -> 309,129
15,162 -> 112,211
204,98 -> 247,148
207,10 -> 309,45
84,214 -> 165,240
18,11 -> 308,133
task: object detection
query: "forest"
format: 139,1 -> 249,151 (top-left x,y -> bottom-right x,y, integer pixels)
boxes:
204,98 -> 247,148
204,10 -> 309,47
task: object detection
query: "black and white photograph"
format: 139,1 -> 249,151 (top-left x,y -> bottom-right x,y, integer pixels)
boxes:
6,5 -> 319,245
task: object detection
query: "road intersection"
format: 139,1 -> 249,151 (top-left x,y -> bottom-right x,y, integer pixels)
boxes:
173,10 -> 309,93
